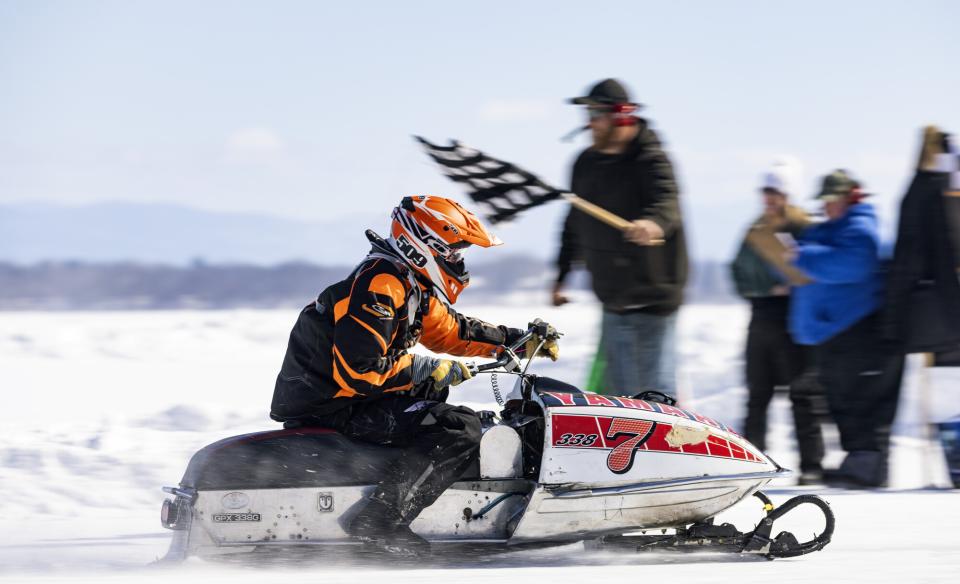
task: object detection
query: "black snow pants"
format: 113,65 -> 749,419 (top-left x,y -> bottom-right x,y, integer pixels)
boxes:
307,396 -> 482,524
818,313 -> 905,457
743,300 -> 825,473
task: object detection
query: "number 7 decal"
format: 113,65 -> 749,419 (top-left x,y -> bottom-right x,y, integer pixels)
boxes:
606,418 -> 656,474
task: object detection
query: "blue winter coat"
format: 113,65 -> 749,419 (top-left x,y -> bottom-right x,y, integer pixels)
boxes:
789,204 -> 884,345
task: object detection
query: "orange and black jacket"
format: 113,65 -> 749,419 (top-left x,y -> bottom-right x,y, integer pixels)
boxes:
271,243 -> 523,421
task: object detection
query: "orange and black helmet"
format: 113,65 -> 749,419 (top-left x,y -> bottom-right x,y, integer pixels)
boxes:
389,195 -> 502,303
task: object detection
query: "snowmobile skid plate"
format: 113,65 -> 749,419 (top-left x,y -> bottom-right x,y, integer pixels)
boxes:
587,491 -> 835,559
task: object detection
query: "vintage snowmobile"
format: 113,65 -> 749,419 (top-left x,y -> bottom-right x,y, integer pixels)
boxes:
159,321 -> 834,561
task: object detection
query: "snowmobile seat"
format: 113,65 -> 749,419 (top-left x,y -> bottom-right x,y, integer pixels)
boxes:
178,426 -> 482,491
179,428 -> 408,490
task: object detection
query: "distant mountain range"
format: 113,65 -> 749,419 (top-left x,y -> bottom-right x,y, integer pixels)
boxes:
0,201 -> 382,265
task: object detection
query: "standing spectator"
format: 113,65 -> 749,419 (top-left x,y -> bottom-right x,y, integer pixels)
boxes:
552,78 -> 687,397
731,166 -> 824,483
789,170 -> 905,488
883,127 -> 960,353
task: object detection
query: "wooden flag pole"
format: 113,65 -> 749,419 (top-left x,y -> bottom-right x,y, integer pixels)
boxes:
561,193 -> 631,229
561,193 -> 665,245
744,226 -> 811,286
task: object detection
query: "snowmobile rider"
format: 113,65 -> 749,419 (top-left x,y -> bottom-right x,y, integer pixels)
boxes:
270,195 -> 558,551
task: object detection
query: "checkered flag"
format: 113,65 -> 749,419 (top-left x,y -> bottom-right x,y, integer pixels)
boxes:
414,136 -> 565,223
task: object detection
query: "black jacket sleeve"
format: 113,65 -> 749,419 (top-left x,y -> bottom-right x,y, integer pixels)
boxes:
637,127 -> 681,237
555,206 -> 581,285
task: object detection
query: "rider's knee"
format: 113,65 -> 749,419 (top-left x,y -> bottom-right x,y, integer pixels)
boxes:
435,405 -> 482,446
462,411 -> 482,445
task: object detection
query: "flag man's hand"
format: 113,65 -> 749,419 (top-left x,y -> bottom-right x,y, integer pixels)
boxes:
624,219 -> 664,246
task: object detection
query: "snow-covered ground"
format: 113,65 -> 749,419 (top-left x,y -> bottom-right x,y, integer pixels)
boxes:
1,296 -> 959,582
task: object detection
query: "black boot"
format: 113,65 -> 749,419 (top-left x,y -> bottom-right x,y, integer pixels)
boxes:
797,468 -> 824,486
823,451 -> 887,489
375,524 -> 430,557
347,496 -> 429,557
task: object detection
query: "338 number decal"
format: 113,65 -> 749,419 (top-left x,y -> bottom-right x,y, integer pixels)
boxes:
555,433 -> 599,447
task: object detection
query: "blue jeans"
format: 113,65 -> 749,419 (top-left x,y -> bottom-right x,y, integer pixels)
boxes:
600,310 -> 678,397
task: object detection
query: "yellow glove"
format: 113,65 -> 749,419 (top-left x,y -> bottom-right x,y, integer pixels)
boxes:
430,359 -> 474,388
525,336 -> 559,361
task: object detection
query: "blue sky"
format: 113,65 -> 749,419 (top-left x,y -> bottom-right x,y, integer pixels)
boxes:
2,0 -> 958,261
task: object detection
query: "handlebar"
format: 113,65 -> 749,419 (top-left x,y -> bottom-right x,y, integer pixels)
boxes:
468,318 -> 561,375
473,348 -> 522,373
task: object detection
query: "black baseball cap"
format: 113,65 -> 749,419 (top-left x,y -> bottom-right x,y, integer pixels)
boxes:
569,78 -> 641,107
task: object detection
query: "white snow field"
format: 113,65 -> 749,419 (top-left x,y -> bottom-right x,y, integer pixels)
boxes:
2,296 -> 959,582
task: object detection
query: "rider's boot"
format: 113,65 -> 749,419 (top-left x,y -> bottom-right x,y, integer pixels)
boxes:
347,403 -> 481,556
347,491 -> 429,557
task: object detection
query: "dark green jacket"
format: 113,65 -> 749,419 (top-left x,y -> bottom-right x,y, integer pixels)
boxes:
730,208 -> 810,299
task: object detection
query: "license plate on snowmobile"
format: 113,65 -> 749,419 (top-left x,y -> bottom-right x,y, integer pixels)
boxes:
212,513 -> 261,522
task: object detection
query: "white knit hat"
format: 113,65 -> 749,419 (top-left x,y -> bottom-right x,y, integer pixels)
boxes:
760,157 -> 802,196
761,171 -> 787,194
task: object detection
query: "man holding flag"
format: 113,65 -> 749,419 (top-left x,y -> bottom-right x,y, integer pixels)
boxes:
554,78 -> 688,397
415,78 -> 686,397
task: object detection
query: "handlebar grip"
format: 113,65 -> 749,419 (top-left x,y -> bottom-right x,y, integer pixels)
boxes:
475,361 -> 503,373
527,318 -> 561,341
471,321 -> 563,374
